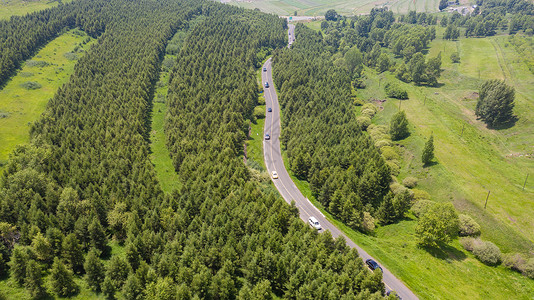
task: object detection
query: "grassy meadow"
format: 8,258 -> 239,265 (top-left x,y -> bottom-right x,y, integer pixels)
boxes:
149,57 -> 181,194
0,0 -> 72,20
229,0 -> 440,16
0,29 -> 94,173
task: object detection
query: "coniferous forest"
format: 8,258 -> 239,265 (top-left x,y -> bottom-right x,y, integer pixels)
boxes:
0,0 -> 388,298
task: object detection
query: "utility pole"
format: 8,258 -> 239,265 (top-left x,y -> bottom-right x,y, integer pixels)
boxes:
484,190 -> 490,209
460,123 -> 465,137
523,174 -> 529,191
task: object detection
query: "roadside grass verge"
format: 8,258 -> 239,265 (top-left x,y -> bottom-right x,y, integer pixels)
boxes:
0,28 -> 94,174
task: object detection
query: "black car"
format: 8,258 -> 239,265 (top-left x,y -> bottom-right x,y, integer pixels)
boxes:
267,107 -> 272,112
265,134 -> 270,140
365,259 -> 383,272
263,67 -> 267,72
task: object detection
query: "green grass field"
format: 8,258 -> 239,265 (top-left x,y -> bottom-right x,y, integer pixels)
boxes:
0,0 -> 72,20
0,29 -> 94,173
229,0 -> 440,16
149,58 -> 181,194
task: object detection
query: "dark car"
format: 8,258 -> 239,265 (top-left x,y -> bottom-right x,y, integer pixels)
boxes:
265,134 -> 270,140
365,259 -> 383,272
267,107 -> 272,112
264,82 -> 269,88
263,67 -> 267,72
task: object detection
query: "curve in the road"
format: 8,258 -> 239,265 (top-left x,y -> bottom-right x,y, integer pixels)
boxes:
261,23 -> 418,300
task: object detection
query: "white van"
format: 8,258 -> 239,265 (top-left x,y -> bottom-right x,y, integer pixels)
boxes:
308,216 -> 321,230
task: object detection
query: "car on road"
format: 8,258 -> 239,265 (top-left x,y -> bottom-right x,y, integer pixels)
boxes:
308,216 -> 321,230
365,259 -> 383,272
264,82 -> 269,88
271,171 -> 278,179
267,107 -> 272,112
263,67 -> 267,72
265,133 -> 270,140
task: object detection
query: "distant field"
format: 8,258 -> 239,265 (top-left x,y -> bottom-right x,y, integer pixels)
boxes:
0,29 -> 93,172
228,0 -> 440,16
0,0 -> 71,20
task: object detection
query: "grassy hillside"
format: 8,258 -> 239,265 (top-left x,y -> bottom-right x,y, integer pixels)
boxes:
0,29 -> 94,173
229,0 -> 440,16
0,0 -> 72,20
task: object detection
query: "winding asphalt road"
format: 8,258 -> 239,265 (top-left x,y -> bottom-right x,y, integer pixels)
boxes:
262,24 -> 418,300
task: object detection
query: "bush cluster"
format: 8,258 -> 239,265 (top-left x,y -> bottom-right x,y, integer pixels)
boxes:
384,82 -> 408,99
458,214 -> 481,237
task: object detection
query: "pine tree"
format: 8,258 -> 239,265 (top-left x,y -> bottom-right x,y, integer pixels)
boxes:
377,192 -> 396,224
84,248 -> 105,292
88,216 -> 108,254
421,134 -> 435,165
62,233 -> 84,274
49,257 -> 79,297
121,273 -> 141,300
25,260 -> 46,299
475,79 -> 515,127
31,232 -> 52,265
390,111 -> 409,140
10,245 -> 29,286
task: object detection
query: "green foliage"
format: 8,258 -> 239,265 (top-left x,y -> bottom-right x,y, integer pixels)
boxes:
458,214 -> 481,237
443,25 -> 460,40
502,253 -> 527,273
415,203 -> 459,247
84,248 -> 105,292
25,260 -> 46,299
49,257 -> 79,297
345,46 -> 363,77
10,245 -> 30,286
524,259 -> 534,279
402,177 -> 417,188
390,110 -> 409,140
19,81 -> 42,90
475,79 -> 516,127
62,233 -> 84,273
384,82 -> 408,99
450,51 -> 460,63
421,134 -> 435,165
31,232 -> 52,265
439,0 -> 448,10
472,240 -> 502,265
325,9 -> 338,21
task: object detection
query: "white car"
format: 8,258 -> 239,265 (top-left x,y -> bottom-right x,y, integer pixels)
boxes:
271,171 -> 278,179
308,216 -> 321,230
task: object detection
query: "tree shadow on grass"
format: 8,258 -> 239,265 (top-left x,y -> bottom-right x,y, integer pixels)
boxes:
488,116 -> 518,130
422,243 -> 467,262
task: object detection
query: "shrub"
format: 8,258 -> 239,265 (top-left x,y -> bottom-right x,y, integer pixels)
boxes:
361,212 -> 375,233
356,116 -> 371,129
375,139 -> 392,148
381,146 -> 399,161
20,81 -> 42,90
458,214 -> 481,236
450,52 -> 460,63
412,189 -> 431,201
460,237 -> 477,252
26,60 -> 49,67
253,106 -> 265,120
361,108 -> 376,118
402,177 -> 418,188
386,161 -> 400,176
503,253 -> 527,273
63,52 -> 78,61
524,259 -> 534,279
0,111 -> 9,119
472,240 -> 501,265
390,182 -> 406,195
361,103 -> 377,114
384,82 -> 408,99
411,200 -> 436,218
